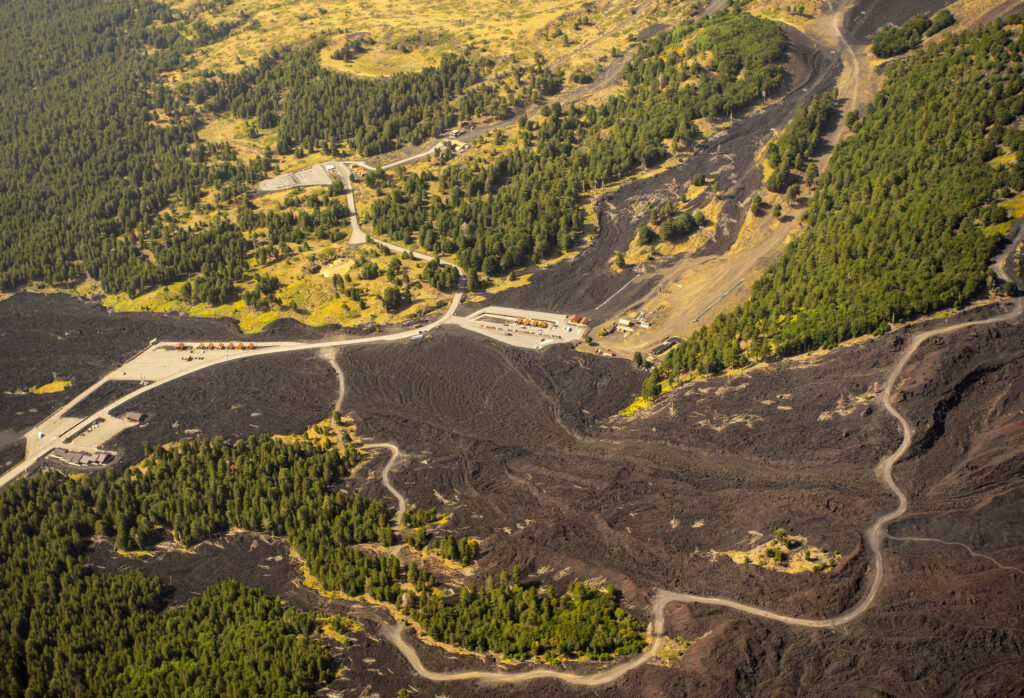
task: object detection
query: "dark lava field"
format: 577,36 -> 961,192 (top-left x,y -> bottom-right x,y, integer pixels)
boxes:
5,291 -> 1022,695
3,0 -> 1024,692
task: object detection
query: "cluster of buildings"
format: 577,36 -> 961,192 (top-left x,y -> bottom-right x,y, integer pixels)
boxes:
49,449 -> 113,466
442,121 -> 471,138
176,342 -> 256,351
617,310 -> 652,334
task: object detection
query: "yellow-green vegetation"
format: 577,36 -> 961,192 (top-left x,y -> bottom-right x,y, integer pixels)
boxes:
170,0 -> 701,79
945,0 -> 1008,27
29,380 -> 71,394
654,636 -> 694,665
746,0 -> 824,25
719,528 -> 840,573
197,116 -> 273,160
102,237 -> 450,334
296,419 -> 353,453
619,395 -> 651,417
318,614 -> 359,646
989,146 -> 1018,168
1002,190 -> 1024,220
482,270 -> 535,295
623,182 -> 720,265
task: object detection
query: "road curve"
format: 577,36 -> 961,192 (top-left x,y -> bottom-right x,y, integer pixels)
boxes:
363,442 -> 407,524
323,345 -> 408,526
373,229 -> 1024,683
322,347 -> 347,445
381,622 -> 665,687
373,294 -> 1023,686
0,288 -> 464,491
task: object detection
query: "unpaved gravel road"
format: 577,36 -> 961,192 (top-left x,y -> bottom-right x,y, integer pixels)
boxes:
368,231 -> 1024,684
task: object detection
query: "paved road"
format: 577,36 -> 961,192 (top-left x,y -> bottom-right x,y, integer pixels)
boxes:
8,2 -> 1024,687
253,12 -> 655,197
338,165 -> 366,245
4,136 -> 589,489
0,290 -> 464,491
5,143 -> 482,490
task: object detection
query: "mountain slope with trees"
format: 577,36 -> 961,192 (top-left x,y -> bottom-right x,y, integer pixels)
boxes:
647,14 -> 1024,390
0,0 -> 552,301
0,430 -> 648,694
0,0 -> 268,296
369,10 -> 789,282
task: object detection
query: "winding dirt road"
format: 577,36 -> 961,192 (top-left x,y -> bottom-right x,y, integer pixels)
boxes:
640,232 -> 1024,633
369,231 -> 1024,684
382,621 -> 666,687
646,305 -> 1022,629
367,442 -> 407,525
8,1 -> 1024,689
324,345 -> 408,525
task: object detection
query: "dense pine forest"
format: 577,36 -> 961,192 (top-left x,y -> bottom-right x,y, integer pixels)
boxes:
0,1 -> 800,302
195,45 -> 562,156
0,0 -> 556,299
0,431 -> 647,694
871,10 -> 956,58
647,15 -> 1024,390
369,10 -> 789,280
0,0 -> 266,295
0,472 -> 332,696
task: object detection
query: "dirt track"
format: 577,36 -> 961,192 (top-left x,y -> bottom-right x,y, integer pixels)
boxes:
78,295 -> 1024,694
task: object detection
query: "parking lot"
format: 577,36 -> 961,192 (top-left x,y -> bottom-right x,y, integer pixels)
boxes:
450,306 -> 588,349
